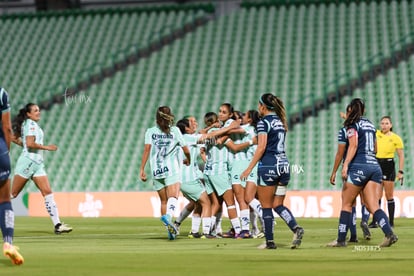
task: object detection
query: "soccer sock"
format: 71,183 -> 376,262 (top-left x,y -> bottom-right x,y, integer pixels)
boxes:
230,218 -> 241,235
44,194 -> 61,226
262,208 -> 274,242
0,202 -> 14,244
176,207 -> 192,224
240,209 -> 250,231
191,215 -> 201,233
373,209 -> 393,236
166,197 -> 178,220
387,199 -> 395,226
202,217 -> 212,235
349,206 -> 357,240
250,208 -> 259,232
361,204 -> 370,223
274,205 -> 298,232
249,198 -> 262,217
215,211 -> 223,233
337,211 -> 350,242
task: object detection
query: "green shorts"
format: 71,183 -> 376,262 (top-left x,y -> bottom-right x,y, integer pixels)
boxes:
230,160 -> 250,187
204,173 -> 231,197
181,179 -> 205,202
152,173 -> 181,191
247,164 -> 258,184
14,155 -> 47,179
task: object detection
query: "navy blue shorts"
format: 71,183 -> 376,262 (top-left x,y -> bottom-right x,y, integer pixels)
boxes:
257,163 -> 290,186
347,163 -> 382,186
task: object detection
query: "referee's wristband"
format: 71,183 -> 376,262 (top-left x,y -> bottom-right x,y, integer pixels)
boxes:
398,170 -> 404,174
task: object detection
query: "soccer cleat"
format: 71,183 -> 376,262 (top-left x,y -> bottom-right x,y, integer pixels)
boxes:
221,228 -> 235,238
326,240 -> 346,247
258,241 -> 277,249
160,215 -> 177,240
188,232 -> 202,239
368,221 -> 378,228
200,233 -> 216,239
252,230 -> 265,239
3,242 -> 24,265
291,227 -> 305,249
238,230 -> 252,239
360,221 -> 371,240
348,237 -> 359,243
54,223 -> 73,234
379,233 -> 398,247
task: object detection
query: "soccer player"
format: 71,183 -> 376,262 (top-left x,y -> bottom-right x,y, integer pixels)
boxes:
175,117 -> 239,238
240,93 -> 304,249
219,103 -> 251,238
139,106 -> 191,240
327,98 -> 398,247
0,87 -> 23,265
329,105 -> 360,242
11,103 -> 72,235
372,116 -> 404,228
202,112 -> 242,238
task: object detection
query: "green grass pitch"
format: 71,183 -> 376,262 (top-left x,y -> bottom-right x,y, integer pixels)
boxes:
1,217 -> 412,275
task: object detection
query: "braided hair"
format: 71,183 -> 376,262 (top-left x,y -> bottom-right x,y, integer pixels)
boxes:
343,98 -> 365,127
156,106 -> 174,133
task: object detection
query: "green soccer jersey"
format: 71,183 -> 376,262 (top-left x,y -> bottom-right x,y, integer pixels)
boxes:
223,119 -> 248,163
144,125 -> 187,179
180,134 -> 201,183
204,127 -> 228,175
22,118 -> 44,164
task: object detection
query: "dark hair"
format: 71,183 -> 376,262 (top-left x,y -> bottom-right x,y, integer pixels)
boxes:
12,103 -> 36,138
204,112 -> 218,127
234,110 -> 244,121
247,110 -> 260,130
343,98 -> 365,127
260,93 -> 288,131
381,115 -> 393,132
176,118 -> 190,134
156,106 -> 174,133
220,103 -> 235,120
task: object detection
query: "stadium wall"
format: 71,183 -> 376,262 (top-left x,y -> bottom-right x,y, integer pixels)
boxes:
26,191 -> 414,218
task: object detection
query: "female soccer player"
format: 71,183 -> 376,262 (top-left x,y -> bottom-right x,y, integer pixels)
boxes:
0,87 -> 23,265
374,116 -> 404,227
240,93 -> 304,249
327,98 -> 397,247
139,106 -> 191,240
11,103 -> 72,235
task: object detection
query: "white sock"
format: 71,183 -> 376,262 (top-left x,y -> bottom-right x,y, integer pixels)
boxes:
166,197 -> 178,220
215,211 -> 223,233
230,218 -> 241,234
44,194 -> 60,226
191,215 -> 201,233
250,209 -> 259,232
202,217 -> 212,235
176,207 -> 192,224
240,209 -> 250,231
249,198 -> 262,218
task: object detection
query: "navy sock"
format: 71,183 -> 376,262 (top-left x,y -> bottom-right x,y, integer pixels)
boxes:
373,209 -> 393,236
262,208 -> 274,242
274,205 -> 298,232
361,204 -> 370,223
0,202 -> 14,244
337,211 -> 350,242
349,207 -> 357,240
387,199 -> 395,226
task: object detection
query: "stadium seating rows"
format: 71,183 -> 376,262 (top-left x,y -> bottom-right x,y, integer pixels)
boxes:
4,1 -> 414,192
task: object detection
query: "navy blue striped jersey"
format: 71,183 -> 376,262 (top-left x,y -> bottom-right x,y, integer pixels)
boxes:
257,114 -> 286,159
346,117 -> 378,165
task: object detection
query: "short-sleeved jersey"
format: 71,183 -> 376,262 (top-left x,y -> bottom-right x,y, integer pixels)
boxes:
180,133 -> 201,183
144,125 -> 187,179
243,124 -> 257,160
223,119 -> 248,163
22,118 -> 44,164
346,117 -> 378,165
337,127 -> 348,162
204,127 -> 229,175
0,88 -> 11,142
257,114 -> 287,163
376,130 -> 404,159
